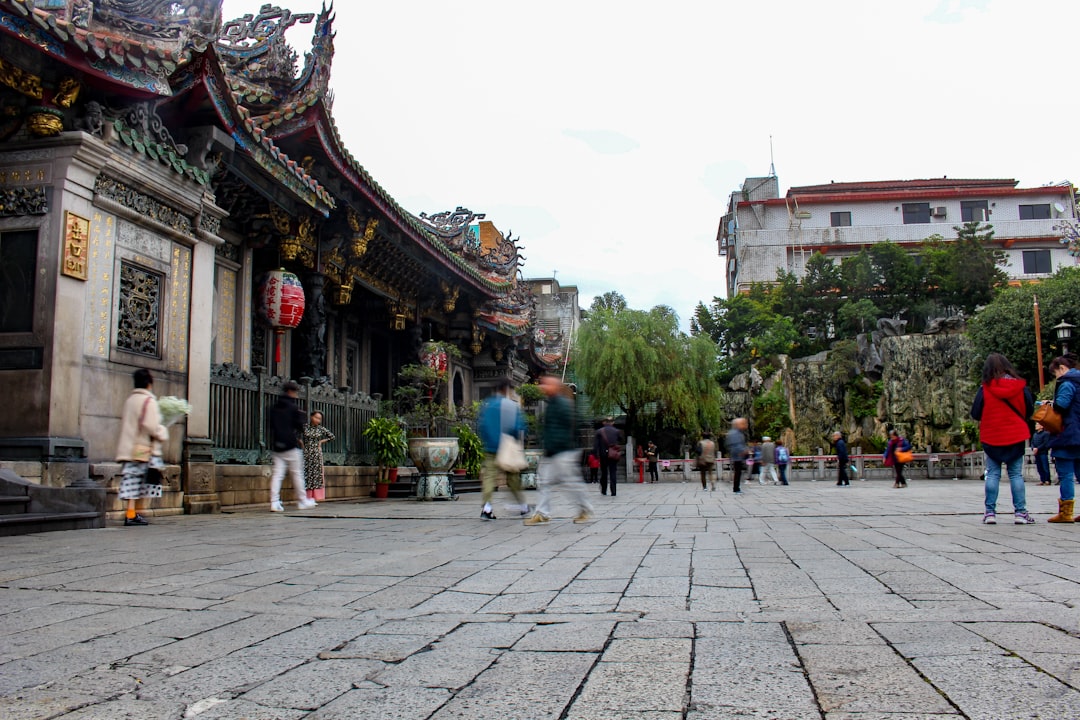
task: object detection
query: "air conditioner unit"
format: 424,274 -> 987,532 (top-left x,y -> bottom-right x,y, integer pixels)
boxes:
932,207 -> 947,217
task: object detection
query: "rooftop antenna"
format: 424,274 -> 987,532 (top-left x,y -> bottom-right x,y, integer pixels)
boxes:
769,135 -> 777,178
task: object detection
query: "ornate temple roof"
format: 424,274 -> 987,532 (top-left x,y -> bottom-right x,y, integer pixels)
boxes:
0,0 -> 536,337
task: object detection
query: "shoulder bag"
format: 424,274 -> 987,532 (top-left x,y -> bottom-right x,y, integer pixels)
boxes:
496,433 -> 528,472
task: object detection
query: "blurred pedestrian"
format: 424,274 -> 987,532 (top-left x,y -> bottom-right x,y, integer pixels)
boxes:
883,429 -> 909,488
115,368 -> 170,526
477,378 -> 530,520
971,352 -> 1035,525
759,436 -> 778,485
586,451 -> 600,484
725,418 -> 748,495
695,432 -> 717,491
302,410 -> 334,503
1046,355 -> 1080,523
525,375 -> 593,525
268,381 -> 316,512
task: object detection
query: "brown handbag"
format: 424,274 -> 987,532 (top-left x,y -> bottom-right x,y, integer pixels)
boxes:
1033,402 -> 1064,434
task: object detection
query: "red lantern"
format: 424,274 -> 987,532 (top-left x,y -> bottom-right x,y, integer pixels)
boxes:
259,269 -> 305,363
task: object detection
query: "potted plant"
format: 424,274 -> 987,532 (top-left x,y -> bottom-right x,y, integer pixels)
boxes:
363,416 -> 408,499
391,341 -> 463,499
453,423 -> 483,478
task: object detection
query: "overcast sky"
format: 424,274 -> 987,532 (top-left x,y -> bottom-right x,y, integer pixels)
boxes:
222,0 -> 1080,327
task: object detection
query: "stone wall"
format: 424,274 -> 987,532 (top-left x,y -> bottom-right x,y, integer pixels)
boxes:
727,333 -> 978,453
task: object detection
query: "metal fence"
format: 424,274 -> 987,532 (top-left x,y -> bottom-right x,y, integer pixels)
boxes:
209,364 -> 379,465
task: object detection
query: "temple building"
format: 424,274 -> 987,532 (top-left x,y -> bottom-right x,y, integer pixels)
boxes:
0,1 -> 553,522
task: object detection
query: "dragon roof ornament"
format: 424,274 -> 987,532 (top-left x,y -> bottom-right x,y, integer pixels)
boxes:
217,3 -> 333,105
415,207 -> 524,281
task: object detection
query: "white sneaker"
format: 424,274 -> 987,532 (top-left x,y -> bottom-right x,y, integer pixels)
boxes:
270,501 -> 285,512
298,498 -> 316,510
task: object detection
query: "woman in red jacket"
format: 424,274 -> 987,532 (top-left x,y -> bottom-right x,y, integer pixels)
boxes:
971,352 -> 1035,525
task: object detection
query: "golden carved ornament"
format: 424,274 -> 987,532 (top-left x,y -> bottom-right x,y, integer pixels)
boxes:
297,214 -> 316,245
470,325 -> 485,356
26,107 -> 63,137
0,57 -> 42,99
279,234 -> 302,262
54,77 -> 81,108
333,279 -> 353,306
269,204 -> 291,234
440,280 -> 459,313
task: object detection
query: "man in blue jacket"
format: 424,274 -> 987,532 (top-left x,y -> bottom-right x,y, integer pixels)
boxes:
477,378 -> 529,520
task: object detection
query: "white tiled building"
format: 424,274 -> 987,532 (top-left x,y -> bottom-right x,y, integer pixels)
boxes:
718,176 -> 1078,296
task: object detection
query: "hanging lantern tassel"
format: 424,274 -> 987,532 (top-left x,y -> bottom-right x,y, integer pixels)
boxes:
274,328 -> 285,363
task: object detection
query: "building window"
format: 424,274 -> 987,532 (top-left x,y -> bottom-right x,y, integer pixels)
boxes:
1019,204 -> 1051,220
1022,250 -> 1052,274
830,211 -> 852,227
961,200 -> 989,222
0,230 -> 37,333
117,261 -> 162,357
902,202 -> 931,224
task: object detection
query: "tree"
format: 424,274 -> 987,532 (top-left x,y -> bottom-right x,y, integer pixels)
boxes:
573,302 -> 722,437
967,266 -> 1080,385
589,291 -> 627,314
691,293 -> 792,381
943,221 -> 1008,313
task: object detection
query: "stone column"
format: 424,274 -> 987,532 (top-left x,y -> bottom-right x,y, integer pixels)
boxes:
183,236 -> 220,513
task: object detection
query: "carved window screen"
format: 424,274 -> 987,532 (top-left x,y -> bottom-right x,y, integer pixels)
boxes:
117,260 -> 162,357
0,230 -> 37,333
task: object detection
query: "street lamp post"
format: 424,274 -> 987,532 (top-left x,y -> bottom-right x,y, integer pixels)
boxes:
1054,320 -> 1075,356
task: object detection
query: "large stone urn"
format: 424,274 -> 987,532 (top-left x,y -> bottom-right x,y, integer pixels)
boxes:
521,449 -> 544,489
408,437 -> 459,500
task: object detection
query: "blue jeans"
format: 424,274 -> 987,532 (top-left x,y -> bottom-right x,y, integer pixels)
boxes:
984,453 -> 1026,514
1055,456 -> 1076,502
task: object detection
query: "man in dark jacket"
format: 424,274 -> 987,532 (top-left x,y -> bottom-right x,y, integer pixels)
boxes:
268,381 -> 315,512
525,375 -> 593,525
594,416 -> 622,496
832,431 -> 850,486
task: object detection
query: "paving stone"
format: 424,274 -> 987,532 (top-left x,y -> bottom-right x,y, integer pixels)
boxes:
308,686 -> 451,719
571,661 -> 687,712
513,620 -> 615,652
238,658 -> 382,709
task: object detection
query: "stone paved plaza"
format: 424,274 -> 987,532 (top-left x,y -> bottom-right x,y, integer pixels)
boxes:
3,476 -> 1080,719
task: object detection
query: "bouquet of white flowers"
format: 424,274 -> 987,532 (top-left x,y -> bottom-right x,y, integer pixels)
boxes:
158,396 -> 192,427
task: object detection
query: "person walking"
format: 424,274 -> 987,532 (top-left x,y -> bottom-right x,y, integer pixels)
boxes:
645,441 -> 659,483
1032,422 -> 1052,486
725,418 -> 749,495
1046,356 -> 1080,523
759,436 -> 778,485
525,375 -> 593,525
971,352 -> 1035,525
477,377 -> 530,520
831,431 -> 850,486
594,416 -> 622,497
268,381 -> 316,512
695,432 -> 718,491
883,429 -> 909,489
749,442 -> 763,484
115,368 -> 170,526
302,410 -> 334,503
775,439 -> 790,485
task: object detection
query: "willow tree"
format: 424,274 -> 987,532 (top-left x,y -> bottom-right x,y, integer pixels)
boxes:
572,302 -> 722,438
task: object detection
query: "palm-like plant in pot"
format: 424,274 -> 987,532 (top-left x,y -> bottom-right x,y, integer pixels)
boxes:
453,423 -> 483,477
363,416 -> 408,487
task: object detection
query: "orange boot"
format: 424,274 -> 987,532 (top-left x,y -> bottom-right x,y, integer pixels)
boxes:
1048,499 -> 1074,523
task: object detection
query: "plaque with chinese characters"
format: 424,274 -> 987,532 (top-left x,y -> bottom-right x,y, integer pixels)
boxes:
62,211 -> 89,280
